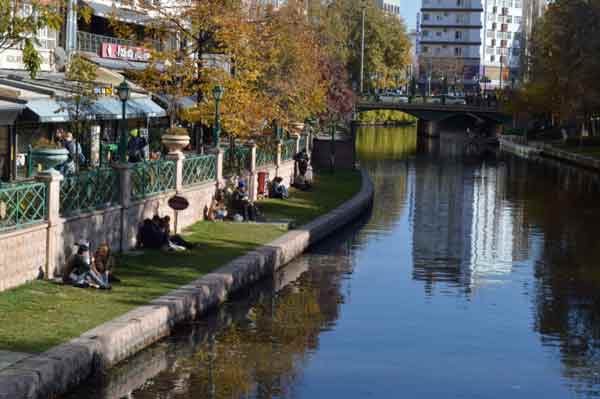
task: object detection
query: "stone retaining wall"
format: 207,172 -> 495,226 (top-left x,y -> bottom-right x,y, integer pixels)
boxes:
0,135 -> 309,291
500,136 -> 600,172
0,169 -> 373,399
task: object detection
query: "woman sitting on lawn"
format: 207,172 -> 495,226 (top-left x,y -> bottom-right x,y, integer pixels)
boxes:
63,241 -> 111,289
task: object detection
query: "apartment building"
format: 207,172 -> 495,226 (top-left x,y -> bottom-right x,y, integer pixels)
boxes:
481,0 -> 524,89
418,0 -> 526,92
418,0 -> 483,90
376,0 -> 403,18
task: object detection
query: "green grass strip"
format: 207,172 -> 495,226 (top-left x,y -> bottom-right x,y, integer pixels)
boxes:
0,169 -> 361,353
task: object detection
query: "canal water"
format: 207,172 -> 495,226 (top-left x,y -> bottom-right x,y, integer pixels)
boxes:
66,126 -> 600,399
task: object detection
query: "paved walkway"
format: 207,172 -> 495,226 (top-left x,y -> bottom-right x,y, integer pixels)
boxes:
0,350 -> 30,371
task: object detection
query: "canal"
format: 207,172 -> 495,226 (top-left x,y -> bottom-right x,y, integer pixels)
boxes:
66,126 -> 600,398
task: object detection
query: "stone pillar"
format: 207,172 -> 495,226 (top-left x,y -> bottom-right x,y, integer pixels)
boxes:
214,147 -> 224,188
248,142 -> 257,201
113,163 -> 132,252
36,170 -> 63,279
275,139 -> 282,176
166,152 -> 185,194
294,133 -> 301,154
417,119 -> 439,137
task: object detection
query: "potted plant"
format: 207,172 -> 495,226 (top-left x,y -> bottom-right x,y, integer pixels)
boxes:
161,126 -> 190,154
30,137 -> 69,172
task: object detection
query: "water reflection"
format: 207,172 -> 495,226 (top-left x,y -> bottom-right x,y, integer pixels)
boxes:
62,126 -> 600,398
410,134 -> 530,295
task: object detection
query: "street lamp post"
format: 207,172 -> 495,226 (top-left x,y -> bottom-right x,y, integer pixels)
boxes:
212,85 -> 224,148
359,4 -> 366,94
117,80 -> 130,163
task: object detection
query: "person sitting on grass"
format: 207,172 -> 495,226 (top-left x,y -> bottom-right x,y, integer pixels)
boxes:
94,243 -> 119,283
139,218 -> 168,249
232,181 -> 257,221
271,176 -> 289,199
159,215 -> 196,249
207,190 -> 228,221
63,241 -> 111,289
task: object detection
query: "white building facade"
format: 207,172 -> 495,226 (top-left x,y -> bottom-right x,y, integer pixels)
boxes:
417,0 -> 525,91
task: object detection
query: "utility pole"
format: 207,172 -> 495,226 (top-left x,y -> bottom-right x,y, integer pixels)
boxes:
359,5 -> 366,94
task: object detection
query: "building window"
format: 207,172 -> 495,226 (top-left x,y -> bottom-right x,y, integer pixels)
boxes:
455,31 -> 463,40
454,47 -> 462,56
423,46 -> 429,53
423,13 -> 430,21
436,31 -> 442,37
490,55 -> 495,62
422,30 -> 430,37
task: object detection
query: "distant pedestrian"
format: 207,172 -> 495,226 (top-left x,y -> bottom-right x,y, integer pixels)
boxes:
127,129 -> 147,163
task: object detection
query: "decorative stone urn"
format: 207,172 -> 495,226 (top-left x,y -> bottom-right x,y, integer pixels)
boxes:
30,148 -> 69,172
161,127 -> 190,154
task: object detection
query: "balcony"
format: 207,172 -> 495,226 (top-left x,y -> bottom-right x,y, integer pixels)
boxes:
77,31 -> 161,54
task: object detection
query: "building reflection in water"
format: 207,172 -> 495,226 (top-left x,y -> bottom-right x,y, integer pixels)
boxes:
410,133 -> 530,296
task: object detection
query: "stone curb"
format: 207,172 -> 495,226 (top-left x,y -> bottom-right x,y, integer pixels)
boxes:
0,169 -> 374,399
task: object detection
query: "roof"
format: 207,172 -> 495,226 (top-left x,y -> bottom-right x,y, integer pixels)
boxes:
22,96 -> 165,123
81,53 -> 149,72
0,101 -> 25,125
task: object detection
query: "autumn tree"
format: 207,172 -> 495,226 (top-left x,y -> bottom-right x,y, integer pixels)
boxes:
0,0 -> 63,78
521,0 -> 600,129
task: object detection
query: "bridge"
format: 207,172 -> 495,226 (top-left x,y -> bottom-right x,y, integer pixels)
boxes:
356,101 -> 511,137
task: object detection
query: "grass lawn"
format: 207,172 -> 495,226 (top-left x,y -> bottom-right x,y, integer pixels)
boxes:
564,146 -> 600,159
554,143 -> 600,159
0,169 -> 361,353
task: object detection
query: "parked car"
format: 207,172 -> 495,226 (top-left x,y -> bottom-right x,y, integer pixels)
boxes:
426,96 -> 442,104
378,95 -> 409,103
445,95 -> 467,105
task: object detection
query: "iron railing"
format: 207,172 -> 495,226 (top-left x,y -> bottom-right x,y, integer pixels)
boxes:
60,168 -> 120,217
182,154 -> 217,186
0,182 -> 47,231
299,135 -> 307,152
281,139 -> 297,161
256,146 -> 276,168
77,31 -> 161,54
223,146 -> 251,177
131,159 -> 176,200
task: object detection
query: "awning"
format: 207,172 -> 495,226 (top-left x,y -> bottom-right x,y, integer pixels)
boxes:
25,99 -> 71,123
83,1 -> 150,25
153,94 -> 198,110
24,96 -> 165,122
0,101 -> 25,125
91,97 -> 166,119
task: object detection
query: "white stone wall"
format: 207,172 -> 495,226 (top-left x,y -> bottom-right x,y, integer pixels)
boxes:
0,152 -> 299,291
0,224 -> 47,291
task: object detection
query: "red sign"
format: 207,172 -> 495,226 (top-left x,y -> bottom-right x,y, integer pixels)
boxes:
101,43 -> 151,62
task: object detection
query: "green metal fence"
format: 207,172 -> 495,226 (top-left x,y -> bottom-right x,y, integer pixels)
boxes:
60,168 -> 120,217
281,139 -> 297,161
256,146 -> 276,168
0,182 -> 47,231
223,146 -> 251,177
131,160 -> 176,200
182,154 -> 217,186
299,135 -> 307,151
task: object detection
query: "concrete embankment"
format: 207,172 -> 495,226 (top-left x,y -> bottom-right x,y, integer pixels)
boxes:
500,136 -> 600,172
0,169 -> 374,399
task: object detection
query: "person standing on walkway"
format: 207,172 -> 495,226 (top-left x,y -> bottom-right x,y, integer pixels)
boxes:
127,129 -> 147,163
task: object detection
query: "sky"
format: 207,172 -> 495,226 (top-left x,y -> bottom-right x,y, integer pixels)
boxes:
399,0 -> 419,30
